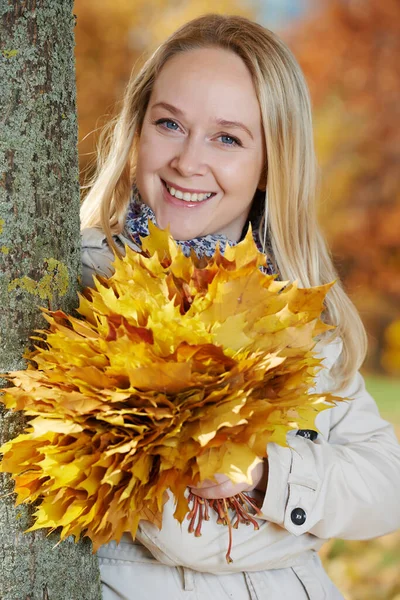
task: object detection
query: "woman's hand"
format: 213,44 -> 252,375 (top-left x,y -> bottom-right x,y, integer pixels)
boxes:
190,458 -> 269,499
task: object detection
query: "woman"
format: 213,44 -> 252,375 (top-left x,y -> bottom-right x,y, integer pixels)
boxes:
81,14 -> 400,599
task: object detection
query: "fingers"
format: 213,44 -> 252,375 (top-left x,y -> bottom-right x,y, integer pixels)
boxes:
189,459 -> 268,499
190,480 -> 252,499
192,474 -> 230,490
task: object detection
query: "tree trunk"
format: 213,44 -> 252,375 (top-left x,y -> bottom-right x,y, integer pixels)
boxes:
0,1 -> 101,598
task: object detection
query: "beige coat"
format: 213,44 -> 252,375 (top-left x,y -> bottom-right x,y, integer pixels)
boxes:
82,227 -> 400,600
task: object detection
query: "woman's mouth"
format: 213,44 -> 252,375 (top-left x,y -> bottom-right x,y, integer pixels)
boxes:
161,179 -> 216,206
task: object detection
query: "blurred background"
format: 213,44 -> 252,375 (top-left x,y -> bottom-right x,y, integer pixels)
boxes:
74,1 -> 400,597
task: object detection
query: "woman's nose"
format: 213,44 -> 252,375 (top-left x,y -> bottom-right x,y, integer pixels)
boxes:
170,136 -> 209,177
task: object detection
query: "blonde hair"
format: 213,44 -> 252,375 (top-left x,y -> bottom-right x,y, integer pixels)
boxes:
80,13 -> 367,390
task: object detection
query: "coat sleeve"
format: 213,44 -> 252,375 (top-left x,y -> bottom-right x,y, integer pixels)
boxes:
81,227 -> 140,288
81,227 -> 117,288
260,340 -> 400,540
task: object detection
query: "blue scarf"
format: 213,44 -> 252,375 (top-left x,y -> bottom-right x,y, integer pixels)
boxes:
124,188 -> 277,276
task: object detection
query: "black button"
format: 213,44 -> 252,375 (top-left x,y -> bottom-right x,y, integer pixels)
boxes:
291,508 -> 306,525
296,429 -> 318,441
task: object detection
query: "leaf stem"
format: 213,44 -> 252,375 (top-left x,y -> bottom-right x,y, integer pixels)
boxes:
187,492 -> 262,563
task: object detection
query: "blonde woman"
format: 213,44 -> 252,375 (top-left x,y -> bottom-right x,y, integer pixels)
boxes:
81,14 -> 400,600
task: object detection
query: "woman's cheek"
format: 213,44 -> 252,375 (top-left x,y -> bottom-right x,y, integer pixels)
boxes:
221,152 -> 261,194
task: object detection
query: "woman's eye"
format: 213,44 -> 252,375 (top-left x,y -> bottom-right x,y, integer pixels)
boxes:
219,134 -> 241,147
155,118 -> 180,131
154,120 -> 241,146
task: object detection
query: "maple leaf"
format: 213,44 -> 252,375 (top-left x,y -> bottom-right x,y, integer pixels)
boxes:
0,223 -> 343,553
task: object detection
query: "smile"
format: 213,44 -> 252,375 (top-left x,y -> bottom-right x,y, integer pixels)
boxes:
162,180 -> 216,203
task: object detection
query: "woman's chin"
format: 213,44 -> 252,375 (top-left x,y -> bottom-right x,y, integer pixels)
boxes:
167,228 -> 204,241
153,212 -> 208,241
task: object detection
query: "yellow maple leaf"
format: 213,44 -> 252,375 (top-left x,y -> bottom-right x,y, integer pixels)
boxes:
0,220 -> 343,550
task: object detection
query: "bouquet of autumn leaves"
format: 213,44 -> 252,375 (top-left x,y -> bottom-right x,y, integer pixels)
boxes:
0,222 -> 339,558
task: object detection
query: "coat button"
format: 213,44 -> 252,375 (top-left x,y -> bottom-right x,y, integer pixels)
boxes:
296,429 -> 318,441
291,507 -> 306,525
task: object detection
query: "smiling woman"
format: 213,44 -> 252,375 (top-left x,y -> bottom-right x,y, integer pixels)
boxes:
79,12 -> 400,600
135,47 -> 265,241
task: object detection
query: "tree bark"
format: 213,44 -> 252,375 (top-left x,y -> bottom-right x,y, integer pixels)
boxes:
0,1 -> 101,598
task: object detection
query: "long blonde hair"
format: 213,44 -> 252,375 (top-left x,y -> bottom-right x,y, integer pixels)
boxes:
80,13 -> 367,390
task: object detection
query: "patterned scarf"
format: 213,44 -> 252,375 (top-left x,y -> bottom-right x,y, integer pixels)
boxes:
124,188 -> 277,276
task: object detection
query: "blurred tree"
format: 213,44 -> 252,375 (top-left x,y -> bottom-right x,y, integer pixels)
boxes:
75,0 -> 254,177
285,0 -> 400,371
382,319 -> 400,375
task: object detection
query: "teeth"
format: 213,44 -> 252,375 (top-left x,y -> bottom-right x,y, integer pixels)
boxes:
166,183 -> 213,202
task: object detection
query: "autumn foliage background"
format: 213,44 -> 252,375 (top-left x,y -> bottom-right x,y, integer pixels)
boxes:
74,0 -> 400,598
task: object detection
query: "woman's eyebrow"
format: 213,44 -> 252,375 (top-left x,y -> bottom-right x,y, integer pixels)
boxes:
150,101 -> 254,140
151,101 -> 184,117
215,119 -> 254,141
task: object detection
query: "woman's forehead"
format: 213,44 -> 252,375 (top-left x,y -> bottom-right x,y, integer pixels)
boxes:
150,48 -> 262,129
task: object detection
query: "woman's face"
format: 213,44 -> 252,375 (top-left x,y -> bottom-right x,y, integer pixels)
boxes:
135,47 -> 265,241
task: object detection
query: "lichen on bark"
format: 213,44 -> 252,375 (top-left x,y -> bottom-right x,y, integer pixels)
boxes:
0,1 -> 101,598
